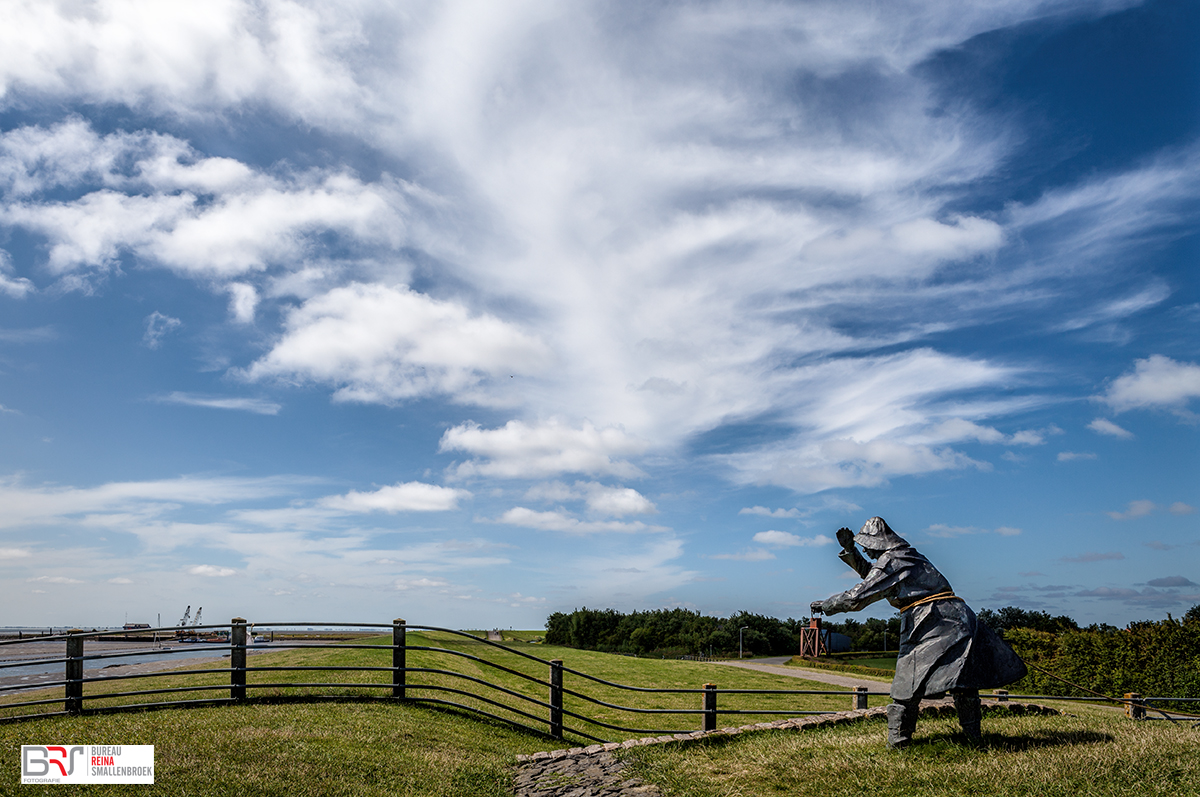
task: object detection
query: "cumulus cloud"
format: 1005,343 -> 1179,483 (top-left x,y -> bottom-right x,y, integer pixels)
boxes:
441,419 -> 647,480
1100,355 -> 1200,415
580,484 -> 657,517
1170,502 -> 1195,515
0,121 -> 405,285
1057,451 -> 1097,462
496,507 -> 667,535
0,547 -> 31,559
244,283 -> 552,405
1087,418 -> 1133,438
320,482 -> 470,513
740,506 -> 801,519
153,392 -> 281,415
752,530 -> 832,547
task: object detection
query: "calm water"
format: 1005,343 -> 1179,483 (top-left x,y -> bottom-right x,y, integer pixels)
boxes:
0,644 -> 274,680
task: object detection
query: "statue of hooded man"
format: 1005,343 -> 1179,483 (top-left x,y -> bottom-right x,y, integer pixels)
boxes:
810,517 -> 1026,748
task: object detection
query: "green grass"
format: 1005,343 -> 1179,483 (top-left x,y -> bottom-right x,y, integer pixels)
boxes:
2,637 -> 1191,796
623,705 -> 1200,796
841,656 -> 897,670
1,699 -> 547,796
788,656 -> 897,679
2,632 -> 878,740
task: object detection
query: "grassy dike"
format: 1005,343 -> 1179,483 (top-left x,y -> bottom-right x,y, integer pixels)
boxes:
3,634 -> 1193,795
0,632 -> 872,795
625,704 -> 1200,797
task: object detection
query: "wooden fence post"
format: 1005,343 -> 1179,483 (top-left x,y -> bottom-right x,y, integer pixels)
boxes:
230,618 -> 247,701
994,689 -> 1009,702
702,683 -> 717,731
549,660 -> 563,739
1124,692 -> 1146,720
853,686 -> 868,710
393,619 -> 406,699
65,630 -> 84,714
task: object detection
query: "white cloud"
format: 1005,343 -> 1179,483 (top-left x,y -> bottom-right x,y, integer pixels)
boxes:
1101,355 -> 1200,415
0,121 -> 406,288
1057,451 -> 1097,462
1169,502 -> 1195,516
320,482 -> 470,513
740,506 -> 801,519
580,484 -> 656,517
228,282 -> 259,324
188,565 -> 236,577
143,311 -> 181,349
752,530 -> 832,547
1088,418 -> 1133,439
496,507 -> 667,535
441,419 -> 647,480
0,547 -> 31,559
520,480 -> 656,516
0,250 -> 33,297
394,577 -> 450,591
244,283 -> 552,405
0,474 -> 308,529
995,526 -> 1022,537
27,575 -> 83,584
107,577 -> 133,584
154,392 -> 281,415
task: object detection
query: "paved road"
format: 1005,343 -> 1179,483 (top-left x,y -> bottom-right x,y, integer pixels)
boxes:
713,656 -> 893,691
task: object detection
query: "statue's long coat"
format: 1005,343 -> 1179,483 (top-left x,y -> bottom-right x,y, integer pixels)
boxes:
821,545 -> 1026,702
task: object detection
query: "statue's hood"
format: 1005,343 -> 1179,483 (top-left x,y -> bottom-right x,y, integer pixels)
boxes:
853,516 -> 908,551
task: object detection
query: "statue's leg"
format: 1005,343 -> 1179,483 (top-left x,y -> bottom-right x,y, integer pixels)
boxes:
886,698 -> 920,749
953,689 -> 982,742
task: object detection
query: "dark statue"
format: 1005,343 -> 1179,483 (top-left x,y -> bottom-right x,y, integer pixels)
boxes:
811,517 -> 1026,748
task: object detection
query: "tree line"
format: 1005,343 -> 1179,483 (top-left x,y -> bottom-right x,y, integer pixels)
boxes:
543,607 -> 900,657
544,604 -> 1200,703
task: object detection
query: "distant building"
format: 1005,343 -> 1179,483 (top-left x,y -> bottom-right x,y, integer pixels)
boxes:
823,630 -> 852,653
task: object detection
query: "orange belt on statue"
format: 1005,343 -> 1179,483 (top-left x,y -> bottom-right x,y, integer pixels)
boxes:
898,591 -> 961,613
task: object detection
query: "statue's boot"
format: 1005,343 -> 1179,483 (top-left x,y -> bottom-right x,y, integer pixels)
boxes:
886,701 -> 919,749
953,690 -> 982,742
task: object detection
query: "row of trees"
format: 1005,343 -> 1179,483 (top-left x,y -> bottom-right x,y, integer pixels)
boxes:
544,605 -> 1200,703
544,608 -> 805,657
999,607 -> 1200,703
543,607 -> 899,657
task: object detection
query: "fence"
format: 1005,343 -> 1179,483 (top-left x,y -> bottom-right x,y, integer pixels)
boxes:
0,619 -> 1192,741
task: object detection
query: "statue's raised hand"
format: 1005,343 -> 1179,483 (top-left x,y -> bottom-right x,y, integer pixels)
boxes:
836,526 -> 855,550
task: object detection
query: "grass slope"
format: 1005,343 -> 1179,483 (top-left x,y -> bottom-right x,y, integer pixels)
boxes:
624,705 -> 1200,796
6,635 -> 1185,795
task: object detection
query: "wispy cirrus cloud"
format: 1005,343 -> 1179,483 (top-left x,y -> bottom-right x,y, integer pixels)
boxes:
154,392 -> 281,415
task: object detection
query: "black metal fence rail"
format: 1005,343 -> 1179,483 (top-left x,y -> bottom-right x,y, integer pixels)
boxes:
0,619 -> 1190,740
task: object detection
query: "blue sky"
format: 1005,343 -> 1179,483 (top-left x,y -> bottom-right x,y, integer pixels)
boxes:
0,0 -> 1196,630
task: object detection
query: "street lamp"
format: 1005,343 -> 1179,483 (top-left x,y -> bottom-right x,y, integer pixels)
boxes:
739,626 -> 749,659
